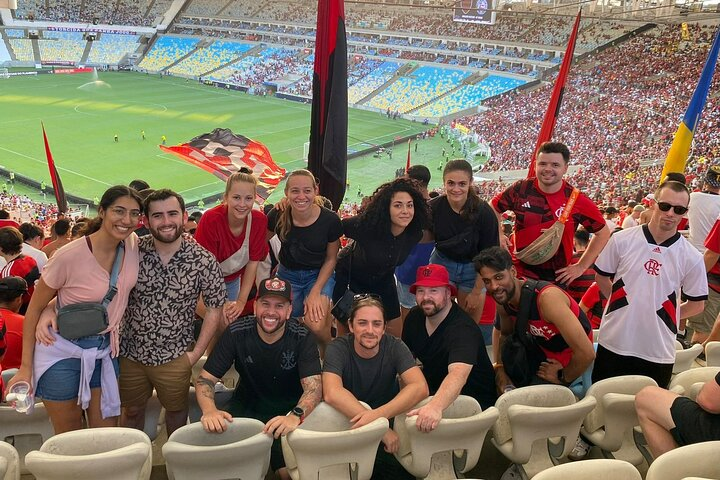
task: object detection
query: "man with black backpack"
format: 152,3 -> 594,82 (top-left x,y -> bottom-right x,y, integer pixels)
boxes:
474,246 -> 595,391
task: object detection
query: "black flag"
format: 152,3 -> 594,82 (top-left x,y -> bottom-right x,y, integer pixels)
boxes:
308,0 -> 347,211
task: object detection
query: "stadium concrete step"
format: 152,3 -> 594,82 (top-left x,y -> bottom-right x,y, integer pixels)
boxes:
406,81 -> 466,115
246,1 -> 267,19
80,39 -> 92,64
161,43 -> 203,73
355,62 -> 418,106
31,39 -> 41,65
141,33 -> 159,59
144,0 -> 157,18
0,30 -> 16,62
216,0 -> 235,16
202,44 -> 265,77
463,71 -> 488,85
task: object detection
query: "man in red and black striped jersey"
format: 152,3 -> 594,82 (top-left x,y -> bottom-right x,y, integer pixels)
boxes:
492,142 -> 610,287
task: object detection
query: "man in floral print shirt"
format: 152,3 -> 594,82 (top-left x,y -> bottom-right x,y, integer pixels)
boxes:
119,189 -> 226,437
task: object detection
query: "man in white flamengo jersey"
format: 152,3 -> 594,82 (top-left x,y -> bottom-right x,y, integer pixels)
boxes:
593,180 -> 707,389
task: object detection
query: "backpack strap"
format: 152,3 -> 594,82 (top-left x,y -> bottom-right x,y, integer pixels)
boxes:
515,278 -> 539,336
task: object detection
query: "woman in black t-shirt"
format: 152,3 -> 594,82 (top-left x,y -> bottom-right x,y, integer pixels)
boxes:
333,178 -> 429,337
429,159 -> 499,323
267,170 -> 342,350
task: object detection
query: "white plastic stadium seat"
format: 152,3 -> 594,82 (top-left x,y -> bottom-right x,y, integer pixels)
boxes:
580,375 -> 657,466
533,459 -> 641,480
282,401 -> 387,480
1,369 -> 18,388
187,385 -> 234,423
673,343 -> 703,374
394,395 -> 499,479
143,392 -> 163,441
0,400 -> 54,474
646,441 -> 720,480
668,367 -> 720,398
491,384 -> 596,479
705,341 -> 720,367
0,441 -> 20,480
163,418 -> 272,480
24,427 -> 152,480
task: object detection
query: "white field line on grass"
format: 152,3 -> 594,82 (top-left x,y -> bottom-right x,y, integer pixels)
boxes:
155,153 -> 203,168
11,83 -> 67,91
0,113 -> 79,126
73,104 -> 99,116
178,182 -> 221,195
0,146 -> 112,186
142,76 -> 417,128
73,101 -> 169,116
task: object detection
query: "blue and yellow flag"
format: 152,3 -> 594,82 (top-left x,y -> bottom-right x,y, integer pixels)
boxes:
661,28 -> 720,181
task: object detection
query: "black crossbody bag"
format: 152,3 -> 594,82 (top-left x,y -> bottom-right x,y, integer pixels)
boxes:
330,242 -> 356,324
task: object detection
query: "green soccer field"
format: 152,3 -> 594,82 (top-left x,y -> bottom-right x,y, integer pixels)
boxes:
0,71 -> 433,207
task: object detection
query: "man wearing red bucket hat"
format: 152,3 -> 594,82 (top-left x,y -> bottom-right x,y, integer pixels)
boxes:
401,264 -> 496,432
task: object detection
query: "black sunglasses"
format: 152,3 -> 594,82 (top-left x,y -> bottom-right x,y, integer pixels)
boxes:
657,202 -> 689,215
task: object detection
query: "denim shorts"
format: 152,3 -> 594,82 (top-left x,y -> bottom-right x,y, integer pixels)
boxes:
395,279 -> 417,309
36,333 -> 119,402
225,277 -> 240,301
277,264 -> 335,318
430,249 -> 478,293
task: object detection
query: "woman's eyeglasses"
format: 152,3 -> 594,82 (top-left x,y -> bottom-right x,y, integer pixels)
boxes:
656,202 -> 688,215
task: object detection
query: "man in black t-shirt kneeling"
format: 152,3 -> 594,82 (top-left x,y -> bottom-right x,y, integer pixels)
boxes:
323,296 -> 428,479
402,264 -> 497,432
195,277 -> 323,480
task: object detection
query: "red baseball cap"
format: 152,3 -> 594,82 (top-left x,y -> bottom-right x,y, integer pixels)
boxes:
409,264 -> 457,296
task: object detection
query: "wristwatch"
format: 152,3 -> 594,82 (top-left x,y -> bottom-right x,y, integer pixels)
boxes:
290,406 -> 305,421
557,369 -> 571,386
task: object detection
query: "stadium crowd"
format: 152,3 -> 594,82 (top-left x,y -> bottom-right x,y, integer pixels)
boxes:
13,0 -> 150,25
2,141 -> 719,478
4,2 -> 720,479
462,23 -> 720,204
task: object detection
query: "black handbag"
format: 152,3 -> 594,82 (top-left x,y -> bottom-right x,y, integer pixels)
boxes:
56,241 -> 124,340
330,288 -> 356,325
331,242 -> 356,324
501,279 -> 547,387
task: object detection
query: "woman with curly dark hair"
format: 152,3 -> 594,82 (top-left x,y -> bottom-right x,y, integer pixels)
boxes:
333,177 -> 430,337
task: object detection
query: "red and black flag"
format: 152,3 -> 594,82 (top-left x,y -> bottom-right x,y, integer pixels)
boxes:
527,10 -> 581,178
160,128 -> 286,201
308,0 -> 347,210
405,138 -> 411,173
41,123 -> 68,213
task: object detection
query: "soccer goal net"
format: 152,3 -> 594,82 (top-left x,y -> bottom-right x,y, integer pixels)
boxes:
0,68 -> 9,80
302,141 -> 310,164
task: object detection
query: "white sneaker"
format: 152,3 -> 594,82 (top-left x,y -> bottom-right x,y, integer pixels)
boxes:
568,436 -> 591,461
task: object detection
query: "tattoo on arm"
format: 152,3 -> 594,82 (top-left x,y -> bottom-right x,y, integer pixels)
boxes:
298,375 -> 322,416
196,375 -> 216,400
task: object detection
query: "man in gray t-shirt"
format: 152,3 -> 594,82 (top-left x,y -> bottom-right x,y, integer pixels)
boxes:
323,296 -> 428,479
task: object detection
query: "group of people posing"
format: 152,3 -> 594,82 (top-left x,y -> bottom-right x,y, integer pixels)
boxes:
1,140 -> 719,479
